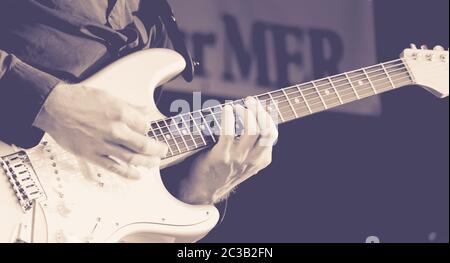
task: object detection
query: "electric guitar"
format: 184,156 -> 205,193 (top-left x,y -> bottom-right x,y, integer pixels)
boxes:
0,45 -> 448,243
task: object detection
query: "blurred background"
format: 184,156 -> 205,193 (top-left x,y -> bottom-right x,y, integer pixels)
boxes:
161,0 -> 449,243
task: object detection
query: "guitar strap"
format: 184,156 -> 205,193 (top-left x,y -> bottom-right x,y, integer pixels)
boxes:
150,0 -> 197,83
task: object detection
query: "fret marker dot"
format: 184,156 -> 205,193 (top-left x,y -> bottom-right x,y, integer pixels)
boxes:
165,134 -> 172,140
267,106 -> 273,111
358,80 -> 365,86
182,130 -> 188,135
200,125 -> 206,130
324,89 -> 331,96
294,98 -> 300,104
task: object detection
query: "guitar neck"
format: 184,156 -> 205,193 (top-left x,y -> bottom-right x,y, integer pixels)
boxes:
149,58 -> 414,159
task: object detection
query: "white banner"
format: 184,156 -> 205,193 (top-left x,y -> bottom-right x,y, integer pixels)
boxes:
167,0 -> 381,115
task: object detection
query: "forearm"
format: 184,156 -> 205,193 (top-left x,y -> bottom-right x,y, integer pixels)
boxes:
0,50 -> 61,148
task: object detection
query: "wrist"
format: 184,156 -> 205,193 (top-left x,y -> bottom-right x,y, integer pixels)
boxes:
179,174 -> 215,205
33,82 -> 68,131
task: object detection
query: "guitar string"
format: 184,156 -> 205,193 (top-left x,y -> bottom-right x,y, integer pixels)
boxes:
27,61 -> 448,167
24,60 -> 448,167
253,58 -> 404,99
260,59 -> 406,100
158,76 -> 412,153
147,61 -> 443,144
26,66 -> 440,168
197,62 -> 447,128
142,61 -> 448,152
150,61 -> 411,143
150,59 -> 412,137
157,59 -> 407,126
263,59 -> 406,100
199,64 -> 411,117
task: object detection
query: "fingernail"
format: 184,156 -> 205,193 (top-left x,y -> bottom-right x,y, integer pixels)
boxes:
160,143 -> 169,157
234,104 -> 245,112
245,97 -> 257,104
127,167 -> 141,180
223,104 -> 233,112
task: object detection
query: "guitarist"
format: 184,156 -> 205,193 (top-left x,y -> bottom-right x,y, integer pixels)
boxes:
0,0 -> 278,205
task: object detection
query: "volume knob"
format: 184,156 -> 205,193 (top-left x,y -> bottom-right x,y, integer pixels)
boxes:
55,230 -> 81,243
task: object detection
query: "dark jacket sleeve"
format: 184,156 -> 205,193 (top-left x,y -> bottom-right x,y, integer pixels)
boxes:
0,50 -> 61,148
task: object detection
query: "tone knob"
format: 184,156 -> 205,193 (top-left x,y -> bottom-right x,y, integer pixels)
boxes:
55,230 -> 66,243
420,44 -> 428,50
410,43 -> 417,49
433,45 -> 445,51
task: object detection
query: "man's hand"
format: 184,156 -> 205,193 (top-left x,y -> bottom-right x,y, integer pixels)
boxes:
180,97 -> 278,205
34,83 -> 168,179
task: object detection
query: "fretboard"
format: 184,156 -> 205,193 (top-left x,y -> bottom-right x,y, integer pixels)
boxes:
148,59 -> 414,159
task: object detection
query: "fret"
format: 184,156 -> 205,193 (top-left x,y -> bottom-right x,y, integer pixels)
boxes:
362,68 -> 378,94
381,63 -> 396,89
385,60 -> 413,87
304,82 -> 326,112
179,114 -> 199,149
199,110 -> 217,143
268,91 -> 296,121
327,77 -> 343,104
208,107 -> 222,136
282,89 -> 298,118
164,119 -> 188,153
150,122 -> 174,156
313,79 -> 341,108
296,85 -> 313,113
285,87 -> 310,117
188,112 -> 207,146
158,120 -> 181,155
256,94 -> 271,110
399,60 -> 414,83
258,94 -> 279,123
330,74 -> 358,103
344,73 -> 360,99
171,116 -> 194,151
268,93 -> 285,122
311,81 -> 328,109
148,122 -> 158,139
365,64 -> 392,92
156,121 -> 178,157
347,70 -> 375,98
391,71 -> 413,87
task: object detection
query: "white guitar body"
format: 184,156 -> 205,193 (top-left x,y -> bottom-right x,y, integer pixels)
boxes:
0,49 -> 219,243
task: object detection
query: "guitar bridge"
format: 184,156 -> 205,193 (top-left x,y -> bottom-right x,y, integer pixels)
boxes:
1,151 -> 46,212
